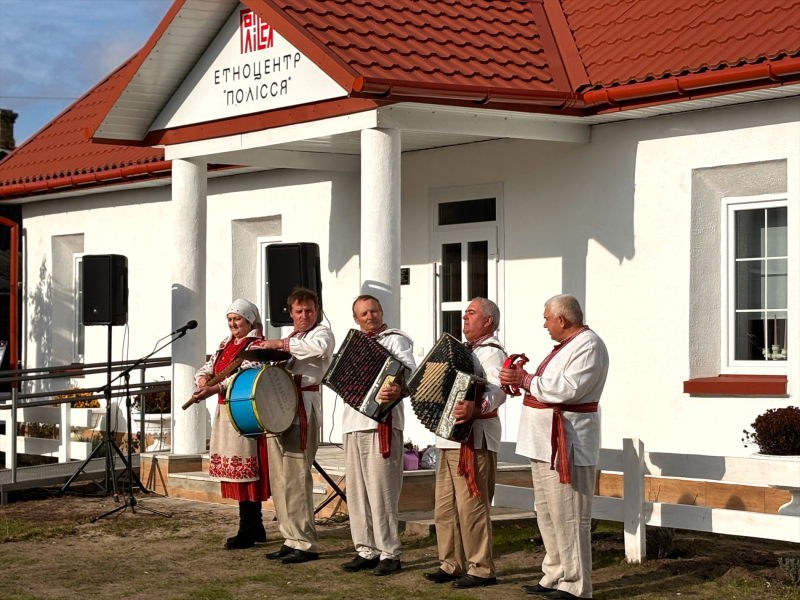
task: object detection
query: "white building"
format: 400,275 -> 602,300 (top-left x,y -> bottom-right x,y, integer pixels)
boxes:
1,0 -> 799,459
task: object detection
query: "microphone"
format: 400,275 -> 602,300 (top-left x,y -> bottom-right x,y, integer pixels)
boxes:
174,320 -> 198,336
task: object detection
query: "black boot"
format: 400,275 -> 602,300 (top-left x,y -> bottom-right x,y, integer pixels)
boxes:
251,501 -> 266,543
225,501 -> 256,550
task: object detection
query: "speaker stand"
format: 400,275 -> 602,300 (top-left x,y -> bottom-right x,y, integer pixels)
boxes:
59,325 -> 139,498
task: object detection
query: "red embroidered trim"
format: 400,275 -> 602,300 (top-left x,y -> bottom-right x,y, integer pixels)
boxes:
209,452 -> 259,480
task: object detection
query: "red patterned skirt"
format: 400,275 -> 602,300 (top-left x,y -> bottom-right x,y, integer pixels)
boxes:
220,435 -> 270,502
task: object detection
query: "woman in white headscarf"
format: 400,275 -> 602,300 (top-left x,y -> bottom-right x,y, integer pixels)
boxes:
193,299 -> 268,549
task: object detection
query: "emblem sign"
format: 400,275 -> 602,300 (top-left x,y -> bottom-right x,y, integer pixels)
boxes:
150,3 -> 347,131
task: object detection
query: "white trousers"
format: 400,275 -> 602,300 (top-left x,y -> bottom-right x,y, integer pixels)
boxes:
343,429 -> 403,560
530,453 -> 595,599
267,412 -> 319,552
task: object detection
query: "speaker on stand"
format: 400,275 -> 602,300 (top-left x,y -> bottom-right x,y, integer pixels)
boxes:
60,254 -> 132,498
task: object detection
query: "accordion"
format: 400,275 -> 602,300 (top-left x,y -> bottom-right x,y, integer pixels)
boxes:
407,333 -> 486,443
322,329 -> 410,423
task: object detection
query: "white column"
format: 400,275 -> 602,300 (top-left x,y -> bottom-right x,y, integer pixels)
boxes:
171,158 -> 208,455
360,128 -> 402,326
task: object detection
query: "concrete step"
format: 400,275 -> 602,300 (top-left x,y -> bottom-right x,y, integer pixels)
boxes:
167,470 -> 329,508
399,506 -> 537,537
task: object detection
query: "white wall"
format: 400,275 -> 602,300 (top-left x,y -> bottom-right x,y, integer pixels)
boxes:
399,95 -> 800,457
21,95 -> 800,458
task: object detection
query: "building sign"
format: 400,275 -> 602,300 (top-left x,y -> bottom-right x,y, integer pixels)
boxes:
150,3 -> 347,131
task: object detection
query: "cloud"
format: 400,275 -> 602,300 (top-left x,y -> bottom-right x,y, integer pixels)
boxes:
0,0 -> 172,144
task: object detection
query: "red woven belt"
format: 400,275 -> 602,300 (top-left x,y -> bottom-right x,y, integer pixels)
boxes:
457,409 -> 499,498
293,375 -> 319,451
523,395 -> 598,484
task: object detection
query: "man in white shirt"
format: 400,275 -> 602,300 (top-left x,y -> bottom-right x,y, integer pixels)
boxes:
257,287 -> 335,565
340,295 -> 416,577
500,294 -> 609,600
423,297 -> 507,589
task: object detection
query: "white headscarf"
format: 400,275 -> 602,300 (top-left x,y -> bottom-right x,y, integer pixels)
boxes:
226,299 -> 262,331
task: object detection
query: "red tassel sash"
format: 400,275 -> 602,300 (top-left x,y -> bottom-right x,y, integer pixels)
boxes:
457,409 -> 499,498
293,374 -> 319,451
522,395 -> 598,484
378,411 -> 393,459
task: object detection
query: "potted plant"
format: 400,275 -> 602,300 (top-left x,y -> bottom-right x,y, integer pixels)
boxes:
132,384 -> 171,452
53,388 -> 102,440
743,406 -> 800,515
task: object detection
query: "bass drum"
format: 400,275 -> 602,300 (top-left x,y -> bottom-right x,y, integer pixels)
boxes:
226,366 -> 299,437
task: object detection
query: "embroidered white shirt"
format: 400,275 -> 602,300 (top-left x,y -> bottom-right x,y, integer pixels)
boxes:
285,324 -> 336,425
516,329 -> 609,466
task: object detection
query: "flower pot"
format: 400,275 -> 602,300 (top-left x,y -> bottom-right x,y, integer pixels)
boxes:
132,412 -> 171,452
750,453 -> 800,515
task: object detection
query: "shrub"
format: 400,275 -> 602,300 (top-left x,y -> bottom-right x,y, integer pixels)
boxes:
742,406 -> 800,455
779,557 -> 800,587
646,526 -> 675,560
134,389 -> 171,414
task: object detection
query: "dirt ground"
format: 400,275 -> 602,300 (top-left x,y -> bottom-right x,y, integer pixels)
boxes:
1,487 -> 799,600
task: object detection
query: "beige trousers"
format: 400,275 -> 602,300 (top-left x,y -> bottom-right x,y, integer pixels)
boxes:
267,412 -> 319,552
530,452 -> 596,599
344,429 -> 403,560
434,447 -> 497,578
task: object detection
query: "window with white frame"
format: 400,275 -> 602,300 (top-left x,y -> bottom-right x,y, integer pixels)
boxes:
257,237 -> 282,339
724,195 -> 788,370
73,254 -> 85,363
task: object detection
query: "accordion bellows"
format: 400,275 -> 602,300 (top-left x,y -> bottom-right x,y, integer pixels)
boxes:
322,329 -> 409,423
407,333 -> 486,442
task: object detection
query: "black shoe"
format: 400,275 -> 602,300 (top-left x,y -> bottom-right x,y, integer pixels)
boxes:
542,591 -> 587,599
265,544 -> 293,560
523,584 -> 556,595
341,556 -> 380,572
423,568 -> 459,584
281,549 -> 319,564
452,574 -> 498,589
373,559 -> 401,576
224,532 -> 256,550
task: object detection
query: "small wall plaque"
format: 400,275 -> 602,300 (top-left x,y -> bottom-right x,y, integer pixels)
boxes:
400,268 -> 410,285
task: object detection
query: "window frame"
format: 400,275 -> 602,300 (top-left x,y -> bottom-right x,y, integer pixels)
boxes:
256,235 -> 282,340
72,253 -> 85,364
721,193 -> 788,374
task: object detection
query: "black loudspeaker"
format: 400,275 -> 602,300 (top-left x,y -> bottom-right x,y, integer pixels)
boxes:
266,243 -> 322,326
82,254 -> 128,326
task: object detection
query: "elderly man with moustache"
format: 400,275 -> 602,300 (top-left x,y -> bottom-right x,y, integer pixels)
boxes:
255,287 -> 335,565
500,294 -> 609,600
340,294 -> 416,577
423,297 -> 507,589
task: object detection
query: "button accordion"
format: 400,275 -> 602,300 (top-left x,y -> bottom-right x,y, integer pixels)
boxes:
407,333 -> 486,443
322,329 -> 411,423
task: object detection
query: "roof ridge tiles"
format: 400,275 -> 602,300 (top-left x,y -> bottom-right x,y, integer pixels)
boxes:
576,3 -> 800,47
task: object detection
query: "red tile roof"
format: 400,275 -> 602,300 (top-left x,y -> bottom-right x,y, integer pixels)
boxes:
273,0 -> 560,91
561,0 -> 800,89
3,0 -> 800,200
0,56 -> 164,188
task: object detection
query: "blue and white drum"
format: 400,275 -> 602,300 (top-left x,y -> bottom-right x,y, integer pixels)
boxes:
226,366 -> 298,437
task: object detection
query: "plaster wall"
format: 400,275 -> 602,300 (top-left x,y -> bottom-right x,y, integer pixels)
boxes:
399,95 -> 800,457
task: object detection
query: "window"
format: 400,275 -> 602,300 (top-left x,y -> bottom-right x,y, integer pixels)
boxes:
724,196 -> 787,371
438,198 -> 496,226
73,255 -> 85,363
257,237 -> 282,339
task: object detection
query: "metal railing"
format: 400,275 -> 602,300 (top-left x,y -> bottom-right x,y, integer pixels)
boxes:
0,358 -> 171,490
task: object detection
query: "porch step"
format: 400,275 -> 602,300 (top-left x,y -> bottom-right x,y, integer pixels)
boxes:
167,470 -> 329,508
398,506 -> 537,537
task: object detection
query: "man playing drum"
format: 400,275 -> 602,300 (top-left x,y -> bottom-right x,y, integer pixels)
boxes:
423,298 -> 507,589
340,295 -> 416,577
500,295 -> 609,600
256,288 -> 335,564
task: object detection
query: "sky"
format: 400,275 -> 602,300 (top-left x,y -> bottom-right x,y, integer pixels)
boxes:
0,0 -> 174,146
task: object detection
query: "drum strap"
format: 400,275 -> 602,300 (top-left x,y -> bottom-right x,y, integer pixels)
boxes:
457,409 -> 499,498
293,374 -> 320,451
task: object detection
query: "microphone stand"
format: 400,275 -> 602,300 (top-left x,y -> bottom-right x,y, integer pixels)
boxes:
87,326 -> 194,522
